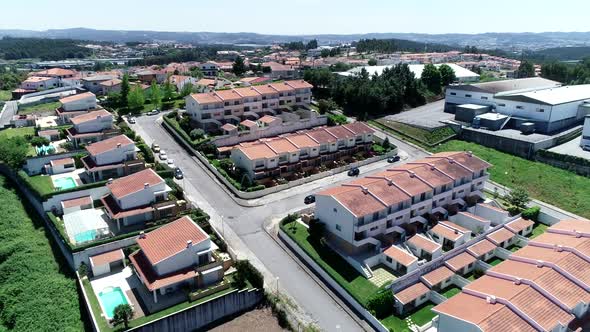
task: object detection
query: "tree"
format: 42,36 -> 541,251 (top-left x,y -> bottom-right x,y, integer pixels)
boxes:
190,128 -> 205,140
120,74 -> 130,107
320,49 -> 331,58
438,64 -> 457,86
381,137 -> 391,149
421,64 -> 442,94
504,187 -> 530,214
111,304 -> 134,329
541,62 -> 569,83
305,39 -> 318,50
29,136 -> 50,147
180,82 -> 194,97
149,80 -> 162,110
127,86 -> 145,111
232,57 -> 247,76
0,136 -> 29,170
516,60 -> 535,78
163,79 -> 175,101
367,58 -> 377,66
317,98 -> 338,114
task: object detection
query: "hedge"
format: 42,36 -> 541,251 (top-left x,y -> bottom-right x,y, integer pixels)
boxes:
537,149 -> 590,167
18,170 -> 109,200
521,206 -> 541,221
234,260 -> 264,290
366,288 -> 395,319
163,114 -> 210,149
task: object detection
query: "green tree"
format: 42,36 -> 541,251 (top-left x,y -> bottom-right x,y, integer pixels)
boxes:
305,39 -> 318,50
541,62 -> 569,83
112,304 -> 134,329
149,80 -> 162,110
367,58 -> 377,66
120,74 -> 130,107
421,64 -> 442,94
438,64 -> 457,86
516,60 -> 535,78
127,86 -> 145,111
190,128 -> 205,140
317,98 -> 338,114
0,136 -> 29,170
232,57 -> 247,76
163,79 -> 175,101
504,187 -> 530,213
180,82 -> 194,97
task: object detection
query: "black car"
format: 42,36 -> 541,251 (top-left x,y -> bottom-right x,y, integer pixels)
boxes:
347,167 -> 360,177
304,195 -> 315,204
174,168 -> 183,179
387,155 -> 401,163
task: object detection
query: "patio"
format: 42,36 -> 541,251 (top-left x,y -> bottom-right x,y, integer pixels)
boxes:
89,266 -> 145,323
368,264 -> 397,287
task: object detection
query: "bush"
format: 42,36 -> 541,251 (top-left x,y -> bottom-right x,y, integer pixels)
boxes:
78,262 -> 88,277
521,206 -> 541,221
234,260 -> 264,290
245,184 -> 266,192
30,136 -> 50,147
281,213 -> 298,226
366,289 -> 394,319
190,128 -> 205,140
308,219 -> 325,241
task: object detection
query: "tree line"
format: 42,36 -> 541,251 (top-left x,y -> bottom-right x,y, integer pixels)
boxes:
0,37 -> 92,60
353,38 -> 457,53
541,58 -> 590,84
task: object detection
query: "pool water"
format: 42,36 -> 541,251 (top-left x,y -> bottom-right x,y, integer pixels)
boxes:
98,287 -> 129,319
74,230 -> 97,244
53,177 -> 77,190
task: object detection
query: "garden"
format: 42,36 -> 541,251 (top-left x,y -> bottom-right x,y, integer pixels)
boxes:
18,100 -> 61,115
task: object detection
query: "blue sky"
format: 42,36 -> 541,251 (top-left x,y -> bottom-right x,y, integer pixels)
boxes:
2,0 -> 590,35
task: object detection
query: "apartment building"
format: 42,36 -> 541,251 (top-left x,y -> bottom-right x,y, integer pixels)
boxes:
82,135 -> 144,182
168,75 -> 197,91
129,216 -> 223,303
314,151 -> 490,255
100,168 -> 177,229
66,109 -> 116,147
56,92 -> 99,122
185,80 -> 313,131
230,122 -> 374,180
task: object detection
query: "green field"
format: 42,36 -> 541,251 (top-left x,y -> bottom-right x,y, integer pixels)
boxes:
19,101 -> 61,115
281,221 -> 379,306
434,140 -> 590,219
0,89 -> 11,101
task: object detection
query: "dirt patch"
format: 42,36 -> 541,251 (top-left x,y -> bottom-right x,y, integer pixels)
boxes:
208,307 -> 285,332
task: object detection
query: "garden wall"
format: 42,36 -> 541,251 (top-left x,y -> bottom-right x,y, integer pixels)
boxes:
42,186 -> 109,213
25,150 -> 85,175
129,289 -> 264,332
163,120 -> 396,199
278,228 -> 390,332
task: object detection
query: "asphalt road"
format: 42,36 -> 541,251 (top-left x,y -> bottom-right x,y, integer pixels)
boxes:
0,101 -> 17,128
130,115 -> 428,331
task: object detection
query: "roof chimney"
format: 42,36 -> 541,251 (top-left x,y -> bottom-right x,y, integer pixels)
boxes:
448,158 -> 455,164
107,178 -> 114,184
575,231 -> 582,238
555,245 -> 563,252
467,151 -> 473,157
144,182 -> 149,189
361,187 -> 369,195
536,260 -> 544,268
486,295 -> 496,304
514,278 -> 521,285
186,240 -> 192,248
409,171 -> 415,178
139,231 -> 145,239
117,143 -> 121,148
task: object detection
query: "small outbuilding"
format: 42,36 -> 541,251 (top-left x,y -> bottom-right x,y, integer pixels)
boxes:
89,249 -> 125,277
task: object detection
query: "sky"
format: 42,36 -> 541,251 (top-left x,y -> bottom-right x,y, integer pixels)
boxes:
2,0 -> 590,35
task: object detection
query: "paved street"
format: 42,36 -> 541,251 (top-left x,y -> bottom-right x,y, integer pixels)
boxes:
130,115 -> 428,331
0,101 -> 17,128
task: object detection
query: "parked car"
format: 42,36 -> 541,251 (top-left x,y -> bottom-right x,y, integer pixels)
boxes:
167,159 -> 174,165
159,150 -> 167,160
387,155 -> 401,163
128,117 -> 136,124
174,168 -> 183,180
151,143 -> 160,153
147,109 -> 160,116
304,195 -> 315,204
347,167 -> 360,177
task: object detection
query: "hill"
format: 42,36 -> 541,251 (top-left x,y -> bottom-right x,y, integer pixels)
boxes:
0,37 -> 92,60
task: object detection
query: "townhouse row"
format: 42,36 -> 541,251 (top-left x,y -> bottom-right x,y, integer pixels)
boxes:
185,80 -> 313,131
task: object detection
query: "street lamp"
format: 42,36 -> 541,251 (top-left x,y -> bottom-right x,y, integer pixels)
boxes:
275,276 -> 280,296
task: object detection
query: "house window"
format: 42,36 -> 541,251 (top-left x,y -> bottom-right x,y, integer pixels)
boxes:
370,226 -> 378,231
465,94 -> 472,97
450,92 -> 456,96
498,103 -> 506,107
335,224 -> 341,231
333,208 -> 337,213
516,105 -> 524,109
481,96 -> 488,100
537,108 -> 545,112
386,256 -> 392,263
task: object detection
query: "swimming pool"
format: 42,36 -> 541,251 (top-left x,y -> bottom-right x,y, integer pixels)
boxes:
53,177 -> 77,190
98,287 -> 129,319
74,229 -> 97,244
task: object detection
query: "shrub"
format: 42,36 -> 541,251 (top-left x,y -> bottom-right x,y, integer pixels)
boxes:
521,206 -> 541,221
366,289 -> 394,319
308,219 -> 325,241
78,262 -> 88,277
234,260 -> 264,289
281,213 -> 298,226
190,128 -> 205,139
30,136 -> 50,147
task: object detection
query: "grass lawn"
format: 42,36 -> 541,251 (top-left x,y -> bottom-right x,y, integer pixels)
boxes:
487,257 -> 504,266
372,119 -> 455,146
528,222 -> 549,239
0,89 -> 11,101
18,101 -> 61,115
0,127 -> 37,156
20,173 -> 55,195
83,277 -> 240,332
281,221 -> 379,306
441,286 -> 461,299
381,302 -> 437,331
380,314 -> 408,332
434,140 -> 590,219
509,245 -> 522,252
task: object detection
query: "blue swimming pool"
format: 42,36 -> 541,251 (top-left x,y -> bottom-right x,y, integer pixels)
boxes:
74,230 -> 97,244
53,177 -> 77,190
98,287 -> 129,319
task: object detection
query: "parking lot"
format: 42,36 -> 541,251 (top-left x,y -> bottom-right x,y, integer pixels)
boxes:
381,100 -> 453,129
549,135 -> 590,160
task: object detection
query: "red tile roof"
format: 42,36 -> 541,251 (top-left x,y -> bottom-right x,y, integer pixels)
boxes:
85,134 -> 134,156
59,92 -> 96,104
190,92 -> 222,104
342,122 -> 373,135
486,227 -> 515,245
285,80 -> 313,89
395,282 -> 429,305
421,266 -> 454,288
101,194 -> 154,219
50,157 -> 74,167
445,252 -> 477,272
504,217 -> 534,233
107,168 -> 163,199
137,216 -> 209,265
89,249 -> 124,267
407,234 -> 441,254
468,239 -> 497,258
61,196 -> 92,209
70,109 -> 111,125
129,250 -> 196,291
383,245 -> 417,267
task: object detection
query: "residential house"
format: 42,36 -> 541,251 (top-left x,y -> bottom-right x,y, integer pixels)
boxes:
444,252 -> 477,275
406,234 -> 442,261
393,282 -> 431,315
449,212 -> 491,234
20,76 -> 58,90
99,78 -> 122,95
466,239 -> 497,262
48,157 -> 75,175
82,135 -> 144,182
421,266 -> 455,292
38,129 -> 60,142
486,227 -> 516,249
504,217 -> 534,237
129,216 -> 223,303
429,221 -> 472,250
382,245 -> 418,275
81,75 -> 118,94
66,109 -> 116,147
168,75 -> 197,91
262,62 -> 296,79
56,92 -> 99,123
200,62 -> 219,77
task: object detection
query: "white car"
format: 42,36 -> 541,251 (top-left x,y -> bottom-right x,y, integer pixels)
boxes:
128,117 -> 136,124
167,159 -> 174,165
159,151 -> 167,160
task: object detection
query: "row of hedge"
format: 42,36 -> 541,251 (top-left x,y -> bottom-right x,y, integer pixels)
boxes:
163,112 -> 210,149
536,148 -> 590,168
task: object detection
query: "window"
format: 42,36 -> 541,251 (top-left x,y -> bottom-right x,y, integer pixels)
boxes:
537,108 -> 545,112
370,226 -> 378,231
450,92 -> 456,96
481,96 -> 488,100
516,105 -> 524,109
335,224 -> 341,231
465,94 -> 472,97
395,215 -> 403,220
333,208 -> 337,213
498,103 -> 506,107
386,256 -> 392,263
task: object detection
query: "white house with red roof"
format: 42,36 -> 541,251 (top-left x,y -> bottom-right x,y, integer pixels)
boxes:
56,92 -> 99,122
66,109 -> 115,147
82,135 -> 144,182
20,76 -> 58,90
129,216 -> 223,303
101,168 -> 173,229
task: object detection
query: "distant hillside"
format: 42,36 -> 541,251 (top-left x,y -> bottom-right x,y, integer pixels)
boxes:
1,28 -> 590,51
524,46 -> 590,61
0,37 -> 92,60
354,38 -> 457,53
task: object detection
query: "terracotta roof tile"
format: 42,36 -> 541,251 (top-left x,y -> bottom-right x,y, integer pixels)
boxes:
383,245 -> 417,267
421,266 -> 454,288
487,227 -> 515,245
190,92 -> 222,104
61,196 -> 92,209
408,234 -> 441,254
107,168 -> 163,199
70,109 -> 111,125
445,252 -> 477,272
342,122 -> 374,135
233,86 -> 261,97
504,217 -> 534,233
85,134 -> 134,156
59,92 -> 96,104
129,250 -> 196,291
214,89 -> 243,101
395,282 -> 429,305
50,157 -> 74,167
468,239 -> 497,257
285,80 -> 313,89
89,249 -> 124,267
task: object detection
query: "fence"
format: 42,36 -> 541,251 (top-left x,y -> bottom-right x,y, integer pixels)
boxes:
163,120 -> 396,199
